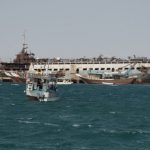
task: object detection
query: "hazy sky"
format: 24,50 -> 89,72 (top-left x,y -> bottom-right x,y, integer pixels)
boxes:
0,0 -> 150,61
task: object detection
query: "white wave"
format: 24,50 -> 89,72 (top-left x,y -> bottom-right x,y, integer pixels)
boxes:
99,128 -> 150,134
80,147 -> 93,150
39,97 -> 59,102
44,123 -> 59,127
72,123 -> 80,127
88,124 -> 92,128
18,120 -> 40,124
18,119 -> 60,127
34,146 -> 56,149
59,114 -> 77,119
109,111 -> 116,114
27,117 -> 33,120
11,103 -> 15,106
11,83 -> 19,86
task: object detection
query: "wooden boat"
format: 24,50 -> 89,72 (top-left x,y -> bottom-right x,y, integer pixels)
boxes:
76,74 -> 136,85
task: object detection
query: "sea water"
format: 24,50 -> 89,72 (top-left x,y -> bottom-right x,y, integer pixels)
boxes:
0,83 -> 150,150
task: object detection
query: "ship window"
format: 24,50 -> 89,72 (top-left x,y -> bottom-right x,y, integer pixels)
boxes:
54,69 -> 58,71
76,68 -> 79,73
118,68 -> 122,70
95,68 -> 99,70
125,68 -> 128,70
89,68 -> 93,70
112,68 -> 115,71
38,69 -> 42,72
136,67 -> 141,70
60,69 -> 63,71
65,68 -> 70,71
48,69 -> 52,71
83,68 -> 87,70
106,68 -> 110,70
101,68 -> 105,70
131,67 -> 134,70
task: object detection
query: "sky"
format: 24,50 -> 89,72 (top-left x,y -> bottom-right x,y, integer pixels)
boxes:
0,0 -> 150,61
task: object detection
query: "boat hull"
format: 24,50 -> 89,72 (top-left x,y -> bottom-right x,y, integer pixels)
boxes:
79,75 -> 136,84
26,89 -> 57,102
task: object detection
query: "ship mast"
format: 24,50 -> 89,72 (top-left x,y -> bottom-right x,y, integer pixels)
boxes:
22,31 -> 28,53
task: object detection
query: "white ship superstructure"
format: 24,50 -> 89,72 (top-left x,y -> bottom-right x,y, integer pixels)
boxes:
33,62 -> 150,71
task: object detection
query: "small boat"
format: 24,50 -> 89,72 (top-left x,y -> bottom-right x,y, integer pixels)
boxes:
102,82 -> 114,85
57,78 -> 73,85
25,72 -> 57,101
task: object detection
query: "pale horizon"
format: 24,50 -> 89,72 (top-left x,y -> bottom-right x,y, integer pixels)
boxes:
1,0 -> 150,61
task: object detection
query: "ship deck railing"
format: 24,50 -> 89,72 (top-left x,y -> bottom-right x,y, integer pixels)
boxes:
34,60 -> 150,65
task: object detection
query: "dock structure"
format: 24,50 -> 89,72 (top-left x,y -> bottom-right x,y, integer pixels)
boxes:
30,60 -> 150,83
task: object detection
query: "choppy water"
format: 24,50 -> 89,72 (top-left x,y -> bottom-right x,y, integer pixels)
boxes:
0,83 -> 150,150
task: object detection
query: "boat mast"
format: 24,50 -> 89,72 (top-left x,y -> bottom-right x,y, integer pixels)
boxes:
22,31 -> 28,53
